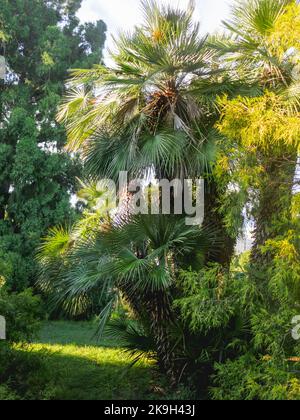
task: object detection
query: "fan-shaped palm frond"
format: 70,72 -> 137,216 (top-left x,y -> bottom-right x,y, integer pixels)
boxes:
211,0 -> 295,88
57,0 -> 236,181
224,0 -> 288,37
37,214 -> 220,318
105,318 -> 156,365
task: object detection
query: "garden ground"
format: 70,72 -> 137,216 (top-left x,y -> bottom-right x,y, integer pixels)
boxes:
27,321 -> 173,400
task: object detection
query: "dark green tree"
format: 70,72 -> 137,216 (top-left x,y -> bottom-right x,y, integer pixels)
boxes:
0,0 -> 107,290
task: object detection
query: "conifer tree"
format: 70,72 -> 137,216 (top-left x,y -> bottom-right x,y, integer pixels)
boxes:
0,0 -> 106,290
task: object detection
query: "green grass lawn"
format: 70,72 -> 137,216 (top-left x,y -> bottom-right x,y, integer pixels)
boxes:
37,320 -> 117,347
27,321 -> 169,400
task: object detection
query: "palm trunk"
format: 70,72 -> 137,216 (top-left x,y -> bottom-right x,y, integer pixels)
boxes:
147,291 -> 178,384
251,151 -> 297,264
122,284 -> 179,383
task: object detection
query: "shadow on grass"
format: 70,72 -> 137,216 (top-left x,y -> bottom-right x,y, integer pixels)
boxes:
15,342 -> 164,401
10,320 -> 172,400
1,321 -> 172,400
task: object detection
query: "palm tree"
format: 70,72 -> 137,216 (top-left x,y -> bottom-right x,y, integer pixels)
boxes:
58,0 -> 247,265
38,0 -> 243,381
58,1 -> 216,178
38,211 -> 219,380
213,0 -> 300,262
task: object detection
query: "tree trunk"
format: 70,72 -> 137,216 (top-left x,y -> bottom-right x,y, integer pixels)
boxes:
204,179 -> 236,267
0,181 -> 10,220
251,151 -> 297,264
122,285 -> 179,384
146,291 -> 179,384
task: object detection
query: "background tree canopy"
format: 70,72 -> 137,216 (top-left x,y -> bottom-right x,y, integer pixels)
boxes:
0,0 -> 107,290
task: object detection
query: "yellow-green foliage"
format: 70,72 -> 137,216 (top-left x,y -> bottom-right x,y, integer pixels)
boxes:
292,193 -> 300,220
174,266 -> 249,334
267,2 -> 300,58
212,355 -> 300,401
262,230 -> 300,302
217,92 -> 300,151
0,26 -> 9,42
41,52 -> 55,67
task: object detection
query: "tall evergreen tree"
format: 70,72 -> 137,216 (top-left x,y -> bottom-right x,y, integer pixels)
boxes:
0,0 -> 107,290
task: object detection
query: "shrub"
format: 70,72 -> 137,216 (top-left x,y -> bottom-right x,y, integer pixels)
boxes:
0,384 -> 20,400
211,354 -> 300,400
0,343 -> 58,400
0,287 -> 48,400
0,288 -> 42,342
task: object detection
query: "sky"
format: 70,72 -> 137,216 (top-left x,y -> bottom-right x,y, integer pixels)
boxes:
77,0 -> 232,63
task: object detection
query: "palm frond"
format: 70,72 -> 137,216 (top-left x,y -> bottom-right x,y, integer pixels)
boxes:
106,317 -> 155,363
224,0 -> 288,37
57,0 -> 224,178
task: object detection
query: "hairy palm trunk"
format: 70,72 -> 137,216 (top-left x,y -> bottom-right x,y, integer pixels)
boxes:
121,283 -> 179,383
146,291 -> 178,383
251,151 -> 297,264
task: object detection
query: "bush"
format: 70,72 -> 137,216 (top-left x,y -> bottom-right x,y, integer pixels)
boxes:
0,342 -> 58,400
211,354 -> 300,400
0,288 -> 42,342
0,287 -> 49,400
0,384 -> 20,400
